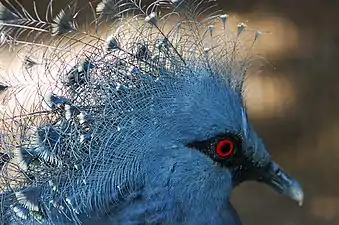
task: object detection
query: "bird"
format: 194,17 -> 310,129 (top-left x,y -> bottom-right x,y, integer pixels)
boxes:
0,0 -> 304,224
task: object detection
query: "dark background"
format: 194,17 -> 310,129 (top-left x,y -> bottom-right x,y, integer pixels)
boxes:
2,0 -> 339,224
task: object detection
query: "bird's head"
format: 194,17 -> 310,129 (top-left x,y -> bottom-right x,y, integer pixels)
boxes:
0,0 -> 304,222
136,68 -> 304,207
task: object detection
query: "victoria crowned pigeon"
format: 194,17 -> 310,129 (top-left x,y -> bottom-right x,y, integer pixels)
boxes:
0,0 -> 303,224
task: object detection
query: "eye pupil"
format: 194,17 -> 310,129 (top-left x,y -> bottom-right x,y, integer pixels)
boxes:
216,139 -> 234,158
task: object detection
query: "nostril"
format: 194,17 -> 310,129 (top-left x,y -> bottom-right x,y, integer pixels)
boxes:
271,161 -> 280,172
273,166 -> 281,174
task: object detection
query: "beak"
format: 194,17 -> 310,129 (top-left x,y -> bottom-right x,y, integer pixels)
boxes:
258,161 -> 304,206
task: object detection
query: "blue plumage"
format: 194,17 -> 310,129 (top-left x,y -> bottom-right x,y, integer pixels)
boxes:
0,0 -> 303,224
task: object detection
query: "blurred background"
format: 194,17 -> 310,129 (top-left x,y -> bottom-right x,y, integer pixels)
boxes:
1,0 -> 339,224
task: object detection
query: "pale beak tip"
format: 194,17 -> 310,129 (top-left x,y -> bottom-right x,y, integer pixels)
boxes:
287,179 -> 304,207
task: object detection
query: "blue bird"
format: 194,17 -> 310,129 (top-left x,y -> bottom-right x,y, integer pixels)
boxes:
0,0 -> 303,224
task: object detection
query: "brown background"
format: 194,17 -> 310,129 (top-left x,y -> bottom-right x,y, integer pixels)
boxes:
1,0 -> 339,224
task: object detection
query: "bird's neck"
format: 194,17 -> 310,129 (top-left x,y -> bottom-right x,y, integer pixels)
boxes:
142,147 -> 236,223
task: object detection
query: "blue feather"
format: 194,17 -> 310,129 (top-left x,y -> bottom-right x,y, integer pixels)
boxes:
0,0 -> 279,224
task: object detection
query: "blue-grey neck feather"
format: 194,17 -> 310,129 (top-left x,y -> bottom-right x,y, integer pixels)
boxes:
0,0 -> 263,224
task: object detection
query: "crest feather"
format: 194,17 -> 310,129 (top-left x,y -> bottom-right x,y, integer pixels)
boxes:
0,0 -> 262,223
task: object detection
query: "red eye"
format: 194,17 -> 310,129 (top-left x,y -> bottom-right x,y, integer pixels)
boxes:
216,139 -> 234,158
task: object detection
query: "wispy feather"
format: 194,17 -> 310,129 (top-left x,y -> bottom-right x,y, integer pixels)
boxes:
12,204 -> 30,220
0,0 -> 264,224
106,35 -> 120,51
23,56 -> 38,69
0,152 -> 10,168
51,9 -> 76,36
0,3 -> 19,21
14,187 -> 40,211
96,0 -> 121,19
14,146 -> 37,172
